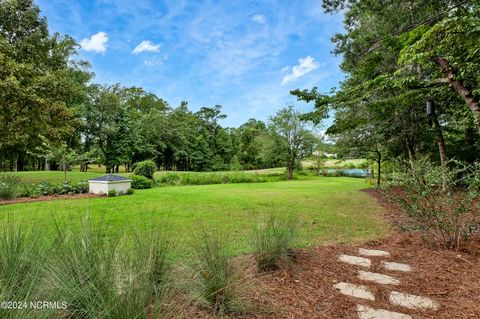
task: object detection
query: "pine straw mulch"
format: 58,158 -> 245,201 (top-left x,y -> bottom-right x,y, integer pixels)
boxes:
181,189 -> 480,319
0,193 -> 103,206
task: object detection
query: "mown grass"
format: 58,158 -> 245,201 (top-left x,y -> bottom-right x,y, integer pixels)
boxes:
0,177 -> 387,257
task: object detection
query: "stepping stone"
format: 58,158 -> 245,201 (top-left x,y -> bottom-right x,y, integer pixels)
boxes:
389,291 -> 439,310
358,270 -> 400,285
339,254 -> 371,268
357,305 -> 412,319
333,282 -> 375,301
359,248 -> 390,257
382,261 -> 411,272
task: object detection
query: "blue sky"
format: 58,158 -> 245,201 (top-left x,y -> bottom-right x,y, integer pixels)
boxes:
36,0 -> 344,128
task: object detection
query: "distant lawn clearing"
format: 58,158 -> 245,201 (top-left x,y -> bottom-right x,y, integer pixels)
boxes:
0,177 -> 388,257
12,169 -> 285,185
302,158 -> 367,169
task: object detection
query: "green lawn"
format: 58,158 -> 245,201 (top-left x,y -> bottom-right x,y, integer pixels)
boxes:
0,176 -> 388,257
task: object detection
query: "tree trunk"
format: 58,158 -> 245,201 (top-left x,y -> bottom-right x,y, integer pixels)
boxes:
45,159 -> 50,171
62,153 -> 67,182
405,137 -> 416,170
376,151 -> 381,188
287,161 -> 293,180
432,56 -> 480,137
431,112 -> 448,191
16,153 -> 25,171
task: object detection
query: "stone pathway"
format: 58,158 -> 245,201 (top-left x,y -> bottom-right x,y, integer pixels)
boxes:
334,247 -> 439,318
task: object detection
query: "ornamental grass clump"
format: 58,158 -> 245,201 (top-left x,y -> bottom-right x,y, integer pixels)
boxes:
0,174 -> 22,199
43,218 -> 174,318
252,213 -> 299,272
0,223 -> 47,319
189,230 -> 251,316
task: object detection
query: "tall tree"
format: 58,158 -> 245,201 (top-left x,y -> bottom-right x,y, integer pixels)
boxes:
0,0 -> 91,170
269,106 -> 313,180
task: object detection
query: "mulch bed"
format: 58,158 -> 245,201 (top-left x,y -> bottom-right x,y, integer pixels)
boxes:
184,189 -> 480,319
0,193 -> 103,206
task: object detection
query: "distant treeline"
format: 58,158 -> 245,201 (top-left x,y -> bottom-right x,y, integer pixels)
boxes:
0,1 -> 320,173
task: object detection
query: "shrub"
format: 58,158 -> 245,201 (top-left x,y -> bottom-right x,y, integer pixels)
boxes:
108,189 -> 118,197
252,213 -> 298,272
32,182 -> 56,196
75,180 -> 89,193
126,188 -> 134,195
133,160 -> 156,179
386,158 -> 480,249
189,230 -> 250,315
29,181 -> 89,197
16,184 -> 35,198
0,173 -> 22,200
56,182 -> 76,195
131,175 -> 154,189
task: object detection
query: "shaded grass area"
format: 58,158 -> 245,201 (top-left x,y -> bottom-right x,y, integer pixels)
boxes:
0,177 -> 387,257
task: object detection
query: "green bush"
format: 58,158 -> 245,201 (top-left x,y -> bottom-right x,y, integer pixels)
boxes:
32,182 -> 56,196
0,173 -> 22,200
189,230 -> 251,315
126,188 -> 134,195
74,180 -> 89,193
56,182 -> 76,195
252,213 -> 298,272
29,181 -> 89,197
133,160 -> 156,179
16,184 -> 35,198
131,175 -> 154,189
107,189 -> 118,197
386,158 -> 480,249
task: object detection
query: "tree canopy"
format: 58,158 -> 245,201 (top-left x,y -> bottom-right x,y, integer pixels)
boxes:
0,0 -> 317,174
293,0 -> 480,185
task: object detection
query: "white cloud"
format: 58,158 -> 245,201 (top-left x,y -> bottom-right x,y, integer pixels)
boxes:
132,40 -> 161,54
80,32 -> 108,53
281,56 -> 320,85
251,14 -> 266,24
